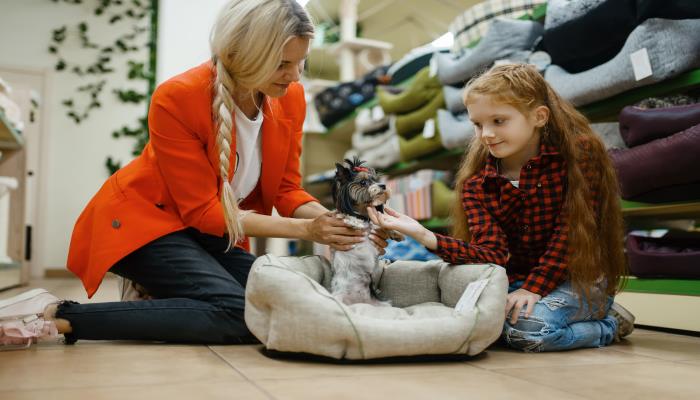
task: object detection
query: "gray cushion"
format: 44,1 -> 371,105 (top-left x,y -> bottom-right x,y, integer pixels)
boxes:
245,254 -> 508,360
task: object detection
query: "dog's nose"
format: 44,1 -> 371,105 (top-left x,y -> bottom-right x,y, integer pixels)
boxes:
378,184 -> 386,190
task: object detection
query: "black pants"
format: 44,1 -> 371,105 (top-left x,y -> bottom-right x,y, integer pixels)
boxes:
56,228 -> 256,344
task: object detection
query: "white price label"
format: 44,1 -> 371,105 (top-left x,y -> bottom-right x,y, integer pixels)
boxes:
630,48 -> 653,81
455,279 -> 489,314
371,104 -> 385,121
429,55 -> 438,78
423,118 -> 435,139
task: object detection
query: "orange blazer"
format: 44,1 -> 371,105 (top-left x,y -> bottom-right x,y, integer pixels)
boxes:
67,61 -> 317,297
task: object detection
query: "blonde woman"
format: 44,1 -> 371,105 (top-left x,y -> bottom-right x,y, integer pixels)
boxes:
0,0 -> 388,347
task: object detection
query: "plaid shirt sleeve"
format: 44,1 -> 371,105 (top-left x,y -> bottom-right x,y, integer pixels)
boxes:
522,138 -> 603,297
433,183 -> 509,266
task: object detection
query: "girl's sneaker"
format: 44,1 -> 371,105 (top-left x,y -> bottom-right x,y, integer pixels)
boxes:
609,302 -> 635,341
0,288 -> 60,350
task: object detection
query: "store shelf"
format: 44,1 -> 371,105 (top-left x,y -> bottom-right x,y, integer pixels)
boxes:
622,277 -> 700,296
621,200 -> 700,219
616,291 -> 700,332
581,68 -> 700,122
0,111 -> 24,150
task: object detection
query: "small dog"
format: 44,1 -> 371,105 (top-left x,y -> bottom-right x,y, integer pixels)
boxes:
329,158 -> 404,306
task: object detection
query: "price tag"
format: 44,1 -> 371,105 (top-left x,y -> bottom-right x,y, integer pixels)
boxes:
455,279 -> 489,314
630,48 -> 652,81
371,105 -> 385,121
429,55 -> 438,78
423,118 -> 435,139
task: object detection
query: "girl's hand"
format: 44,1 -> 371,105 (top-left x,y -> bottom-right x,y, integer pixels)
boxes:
505,288 -> 542,325
305,212 -> 364,251
367,206 -> 423,239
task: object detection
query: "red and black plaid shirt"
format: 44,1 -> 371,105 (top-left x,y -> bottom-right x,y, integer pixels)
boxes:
434,141 -> 600,297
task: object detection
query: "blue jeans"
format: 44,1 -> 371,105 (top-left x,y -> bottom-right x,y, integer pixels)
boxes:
502,281 -> 617,352
56,228 -> 256,344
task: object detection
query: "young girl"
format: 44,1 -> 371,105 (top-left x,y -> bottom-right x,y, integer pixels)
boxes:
369,63 -> 635,352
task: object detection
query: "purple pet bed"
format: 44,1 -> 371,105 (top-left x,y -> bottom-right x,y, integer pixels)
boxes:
619,103 -> 700,147
609,123 -> 700,199
629,182 -> 700,204
627,231 -> 700,279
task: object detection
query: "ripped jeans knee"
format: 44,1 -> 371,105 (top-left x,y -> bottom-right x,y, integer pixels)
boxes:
502,316 -> 551,352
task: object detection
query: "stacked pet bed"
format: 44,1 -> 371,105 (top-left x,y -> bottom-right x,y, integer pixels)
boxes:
314,66 -> 390,128
609,102 -> 700,202
626,231 -> 700,279
542,0 -> 700,74
449,0 -> 546,53
544,18 -> 700,106
245,254 -> 508,360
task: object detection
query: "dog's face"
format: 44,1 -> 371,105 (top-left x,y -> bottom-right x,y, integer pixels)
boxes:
332,158 -> 389,219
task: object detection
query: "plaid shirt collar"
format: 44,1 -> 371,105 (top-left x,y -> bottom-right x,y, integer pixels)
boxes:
481,142 -> 561,182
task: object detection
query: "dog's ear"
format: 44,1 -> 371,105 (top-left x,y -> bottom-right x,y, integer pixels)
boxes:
335,162 -> 352,182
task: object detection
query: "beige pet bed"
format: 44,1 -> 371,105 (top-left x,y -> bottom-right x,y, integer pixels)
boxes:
245,254 -> 507,360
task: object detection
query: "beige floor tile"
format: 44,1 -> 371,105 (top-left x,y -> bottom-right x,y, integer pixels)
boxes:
255,368 -> 587,400
609,332 -> 700,361
210,344 -> 477,381
2,380 -> 271,400
471,344 -> 659,370
495,361 -> 700,400
0,343 -> 242,391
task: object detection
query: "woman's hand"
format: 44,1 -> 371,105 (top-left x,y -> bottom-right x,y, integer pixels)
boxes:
505,288 -> 542,325
305,212 -> 364,251
367,206 -> 425,241
369,227 -> 389,255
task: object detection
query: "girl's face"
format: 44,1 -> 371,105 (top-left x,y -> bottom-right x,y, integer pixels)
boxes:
467,94 -> 548,165
258,36 -> 310,98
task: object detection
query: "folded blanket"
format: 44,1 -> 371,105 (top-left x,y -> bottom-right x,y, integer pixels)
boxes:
545,18 -> 700,106
619,103 -> 700,147
608,122 -> 700,199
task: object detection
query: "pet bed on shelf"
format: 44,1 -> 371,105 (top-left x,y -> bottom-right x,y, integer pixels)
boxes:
245,254 -> 507,360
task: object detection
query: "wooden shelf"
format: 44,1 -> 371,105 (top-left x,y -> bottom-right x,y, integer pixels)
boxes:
0,111 -> 24,150
621,200 -> 700,219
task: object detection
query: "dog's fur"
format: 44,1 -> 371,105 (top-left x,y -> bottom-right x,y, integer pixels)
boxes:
329,158 -> 404,306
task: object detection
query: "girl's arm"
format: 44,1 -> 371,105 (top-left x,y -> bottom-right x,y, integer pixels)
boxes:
367,183 -> 509,266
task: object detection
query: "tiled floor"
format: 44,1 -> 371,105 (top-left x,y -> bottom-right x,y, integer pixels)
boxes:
1,277 -> 699,400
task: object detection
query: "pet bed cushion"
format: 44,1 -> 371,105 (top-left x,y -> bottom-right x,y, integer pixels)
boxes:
618,103 -> 700,147
245,255 -> 507,360
626,231 -> 700,279
608,123 -> 700,199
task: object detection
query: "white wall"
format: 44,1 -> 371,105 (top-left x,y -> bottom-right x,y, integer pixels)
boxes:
156,0 -> 228,84
0,0 -> 148,275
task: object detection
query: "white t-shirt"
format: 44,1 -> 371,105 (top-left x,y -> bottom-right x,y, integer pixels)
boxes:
231,104 -> 263,203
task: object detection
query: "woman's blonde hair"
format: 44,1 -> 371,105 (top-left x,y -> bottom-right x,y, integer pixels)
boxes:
210,0 -> 314,248
452,64 -> 626,310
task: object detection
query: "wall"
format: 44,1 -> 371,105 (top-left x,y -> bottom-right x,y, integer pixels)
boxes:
156,0 -> 228,84
0,0 -> 148,276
